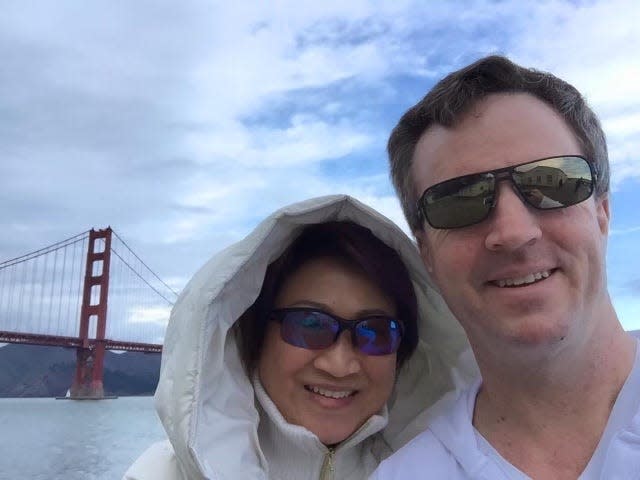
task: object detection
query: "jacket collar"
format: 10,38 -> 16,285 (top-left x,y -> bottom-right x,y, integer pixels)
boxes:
253,374 -> 388,478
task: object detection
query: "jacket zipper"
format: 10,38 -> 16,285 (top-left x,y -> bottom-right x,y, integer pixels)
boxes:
319,447 -> 335,480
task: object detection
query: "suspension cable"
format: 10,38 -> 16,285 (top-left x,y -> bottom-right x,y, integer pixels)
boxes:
111,231 -> 179,297
0,231 -> 90,269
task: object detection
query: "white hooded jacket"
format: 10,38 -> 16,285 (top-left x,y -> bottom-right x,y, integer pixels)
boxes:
123,195 -> 477,480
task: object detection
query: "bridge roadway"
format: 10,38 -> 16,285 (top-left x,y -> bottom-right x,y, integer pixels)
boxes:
0,330 -> 162,353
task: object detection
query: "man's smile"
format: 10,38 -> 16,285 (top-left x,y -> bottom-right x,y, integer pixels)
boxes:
491,269 -> 555,288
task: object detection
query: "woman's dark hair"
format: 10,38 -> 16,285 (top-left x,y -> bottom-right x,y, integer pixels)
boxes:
237,221 -> 419,374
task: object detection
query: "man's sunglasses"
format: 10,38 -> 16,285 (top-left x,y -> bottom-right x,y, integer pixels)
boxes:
417,155 -> 598,229
270,307 -> 403,356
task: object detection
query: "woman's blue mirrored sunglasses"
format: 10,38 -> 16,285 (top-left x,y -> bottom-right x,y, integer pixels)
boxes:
270,307 -> 403,356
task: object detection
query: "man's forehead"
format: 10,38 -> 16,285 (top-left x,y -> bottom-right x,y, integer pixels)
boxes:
409,95 -> 507,190
409,93 -> 582,192
410,124 -> 458,190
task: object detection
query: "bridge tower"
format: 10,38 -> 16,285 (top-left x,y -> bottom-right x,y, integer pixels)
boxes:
70,227 -> 112,398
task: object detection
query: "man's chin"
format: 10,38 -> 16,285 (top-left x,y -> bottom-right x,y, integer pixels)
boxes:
476,311 -> 573,349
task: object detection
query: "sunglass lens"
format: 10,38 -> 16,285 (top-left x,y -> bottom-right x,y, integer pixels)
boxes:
355,317 -> 402,355
421,173 -> 495,229
513,156 -> 594,209
280,310 -> 338,349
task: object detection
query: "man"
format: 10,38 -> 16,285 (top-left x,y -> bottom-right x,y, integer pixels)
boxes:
373,56 -> 640,479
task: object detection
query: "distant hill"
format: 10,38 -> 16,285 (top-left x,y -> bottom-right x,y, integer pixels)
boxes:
0,343 -> 161,397
3,330 -> 637,398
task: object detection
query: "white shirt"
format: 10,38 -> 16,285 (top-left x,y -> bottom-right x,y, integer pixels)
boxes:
371,340 -> 640,479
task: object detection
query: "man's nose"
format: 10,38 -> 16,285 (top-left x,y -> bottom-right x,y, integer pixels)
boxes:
313,330 -> 362,377
484,182 -> 542,252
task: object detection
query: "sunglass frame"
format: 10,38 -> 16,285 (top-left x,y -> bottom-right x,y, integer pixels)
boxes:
270,307 -> 404,355
417,155 -> 598,229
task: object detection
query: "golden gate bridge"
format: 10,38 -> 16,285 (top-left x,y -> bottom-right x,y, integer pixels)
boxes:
0,228 -> 178,398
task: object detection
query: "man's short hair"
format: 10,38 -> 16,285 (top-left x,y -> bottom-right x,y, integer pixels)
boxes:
388,55 -> 609,232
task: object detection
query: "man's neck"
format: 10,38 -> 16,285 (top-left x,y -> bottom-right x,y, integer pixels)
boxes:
472,313 -> 636,480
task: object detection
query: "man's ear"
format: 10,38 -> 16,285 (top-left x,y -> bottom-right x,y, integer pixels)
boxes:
596,194 -> 610,236
414,229 -> 434,274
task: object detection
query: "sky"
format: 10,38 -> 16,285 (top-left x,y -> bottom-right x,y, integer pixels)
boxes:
1,0 -> 639,334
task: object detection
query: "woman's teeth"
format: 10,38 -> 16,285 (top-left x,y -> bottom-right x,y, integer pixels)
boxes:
307,386 -> 354,399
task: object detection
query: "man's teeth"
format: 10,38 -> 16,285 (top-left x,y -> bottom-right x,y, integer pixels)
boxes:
308,386 -> 353,399
495,270 -> 550,288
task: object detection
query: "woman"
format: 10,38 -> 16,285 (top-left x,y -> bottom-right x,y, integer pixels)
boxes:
124,195 -> 475,480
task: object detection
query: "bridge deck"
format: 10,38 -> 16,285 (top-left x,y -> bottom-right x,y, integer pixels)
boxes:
0,330 -> 162,353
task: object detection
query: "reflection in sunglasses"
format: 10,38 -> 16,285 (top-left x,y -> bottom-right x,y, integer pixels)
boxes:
418,155 -> 596,229
271,308 -> 403,356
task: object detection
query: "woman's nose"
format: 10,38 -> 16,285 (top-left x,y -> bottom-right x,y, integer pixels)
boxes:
312,330 -> 362,377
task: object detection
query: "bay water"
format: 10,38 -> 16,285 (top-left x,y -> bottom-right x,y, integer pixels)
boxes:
0,397 -> 166,480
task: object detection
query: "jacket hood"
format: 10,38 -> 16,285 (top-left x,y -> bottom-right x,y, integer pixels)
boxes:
154,194 -> 474,479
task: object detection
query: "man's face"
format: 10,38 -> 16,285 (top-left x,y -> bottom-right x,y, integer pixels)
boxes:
412,93 -> 610,355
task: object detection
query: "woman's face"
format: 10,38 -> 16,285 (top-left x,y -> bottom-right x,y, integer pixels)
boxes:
258,256 -> 398,445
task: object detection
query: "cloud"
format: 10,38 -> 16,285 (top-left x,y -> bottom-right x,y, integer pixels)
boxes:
612,293 -> 640,331
610,226 -> 640,236
126,306 -> 171,325
2,1 -> 640,344
504,0 -> 640,185
185,115 -> 372,168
